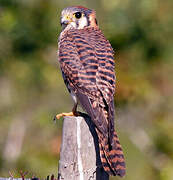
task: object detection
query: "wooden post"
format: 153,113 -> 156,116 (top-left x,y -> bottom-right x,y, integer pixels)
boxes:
58,113 -> 109,180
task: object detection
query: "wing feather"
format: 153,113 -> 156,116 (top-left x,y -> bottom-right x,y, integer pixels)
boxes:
58,27 -> 115,133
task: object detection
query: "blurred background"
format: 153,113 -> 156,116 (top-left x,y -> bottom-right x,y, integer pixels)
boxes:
0,0 -> 172,179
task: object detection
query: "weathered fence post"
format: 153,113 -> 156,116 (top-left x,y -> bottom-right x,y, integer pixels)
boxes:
58,113 -> 109,180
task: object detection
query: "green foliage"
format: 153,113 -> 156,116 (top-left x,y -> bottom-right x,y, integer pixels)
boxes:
0,0 -> 172,179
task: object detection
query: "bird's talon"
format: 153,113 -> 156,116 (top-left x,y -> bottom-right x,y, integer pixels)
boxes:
54,112 -> 75,120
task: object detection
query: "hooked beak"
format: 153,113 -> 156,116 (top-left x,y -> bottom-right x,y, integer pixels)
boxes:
60,20 -> 69,26
60,15 -> 72,29
60,20 -> 69,29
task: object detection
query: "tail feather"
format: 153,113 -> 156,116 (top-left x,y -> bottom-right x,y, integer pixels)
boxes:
96,129 -> 126,177
98,141 -> 114,175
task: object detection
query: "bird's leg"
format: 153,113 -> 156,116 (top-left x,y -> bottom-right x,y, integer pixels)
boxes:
72,102 -> 80,116
54,102 -> 79,120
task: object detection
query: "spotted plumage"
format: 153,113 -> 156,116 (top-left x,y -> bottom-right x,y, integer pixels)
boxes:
57,6 -> 126,176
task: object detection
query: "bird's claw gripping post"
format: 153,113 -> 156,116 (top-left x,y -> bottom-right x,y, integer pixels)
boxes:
53,112 -> 75,122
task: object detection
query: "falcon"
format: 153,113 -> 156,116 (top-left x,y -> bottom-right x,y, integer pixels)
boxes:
56,6 -> 126,177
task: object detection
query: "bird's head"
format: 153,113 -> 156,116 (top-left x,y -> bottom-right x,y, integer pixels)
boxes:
60,6 -> 98,30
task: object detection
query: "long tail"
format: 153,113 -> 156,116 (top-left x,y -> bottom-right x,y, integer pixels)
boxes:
96,129 -> 126,177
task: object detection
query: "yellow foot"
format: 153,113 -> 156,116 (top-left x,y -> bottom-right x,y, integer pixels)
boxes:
54,112 -> 74,120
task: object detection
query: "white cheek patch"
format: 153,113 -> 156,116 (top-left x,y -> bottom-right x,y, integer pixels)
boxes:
77,17 -> 88,29
70,22 -> 77,28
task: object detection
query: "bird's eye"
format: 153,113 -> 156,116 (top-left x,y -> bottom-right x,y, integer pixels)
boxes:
74,12 -> 82,19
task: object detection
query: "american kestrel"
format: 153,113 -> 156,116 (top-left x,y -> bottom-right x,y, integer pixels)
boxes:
56,6 -> 126,177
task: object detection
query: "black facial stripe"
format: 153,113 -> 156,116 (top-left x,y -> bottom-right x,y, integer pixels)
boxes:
76,20 -> 79,28
95,18 -> 98,25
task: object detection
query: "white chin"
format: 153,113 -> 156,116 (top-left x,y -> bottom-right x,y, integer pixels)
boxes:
64,22 -> 77,30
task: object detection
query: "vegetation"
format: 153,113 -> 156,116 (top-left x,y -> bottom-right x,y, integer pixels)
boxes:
0,0 -> 172,179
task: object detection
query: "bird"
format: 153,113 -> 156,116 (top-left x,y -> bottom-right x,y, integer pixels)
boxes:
56,6 -> 126,177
